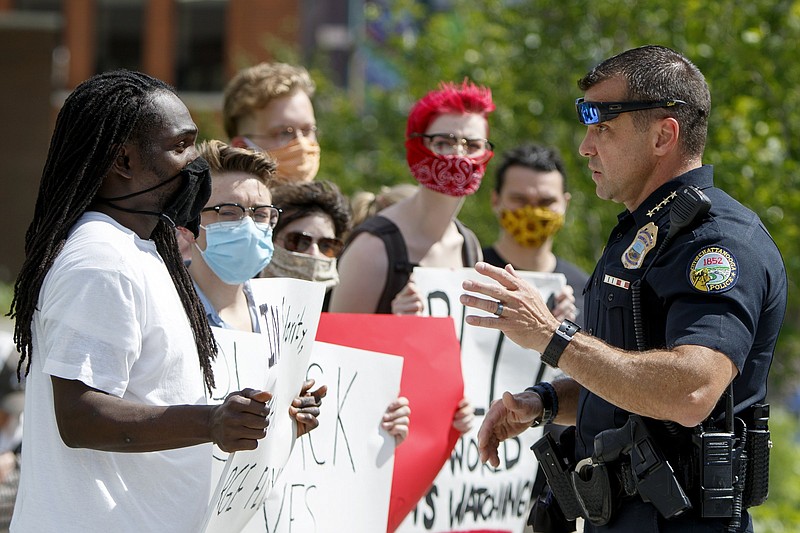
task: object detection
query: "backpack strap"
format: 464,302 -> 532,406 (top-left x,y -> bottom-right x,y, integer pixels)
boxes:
454,218 -> 483,267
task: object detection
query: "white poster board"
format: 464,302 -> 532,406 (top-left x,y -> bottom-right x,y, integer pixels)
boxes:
397,267 -> 565,533
202,278 -> 326,533
242,341 -> 403,532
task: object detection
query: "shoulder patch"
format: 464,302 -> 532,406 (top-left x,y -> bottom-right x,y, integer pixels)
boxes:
688,246 -> 738,293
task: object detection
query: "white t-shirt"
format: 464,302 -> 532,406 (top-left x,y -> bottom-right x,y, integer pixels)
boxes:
11,212 -> 211,533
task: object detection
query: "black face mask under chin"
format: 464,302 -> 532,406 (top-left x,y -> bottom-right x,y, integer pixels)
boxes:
97,157 -> 212,237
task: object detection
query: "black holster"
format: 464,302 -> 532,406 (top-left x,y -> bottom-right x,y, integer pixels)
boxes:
532,415 -> 693,528
529,427 -> 579,532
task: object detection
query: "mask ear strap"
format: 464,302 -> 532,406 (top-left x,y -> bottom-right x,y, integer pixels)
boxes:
94,199 -> 162,220
100,171 -> 182,202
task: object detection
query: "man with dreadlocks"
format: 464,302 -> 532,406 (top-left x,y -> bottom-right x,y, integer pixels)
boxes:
7,70 -> 280,532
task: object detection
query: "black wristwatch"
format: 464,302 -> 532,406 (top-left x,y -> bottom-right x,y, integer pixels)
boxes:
541,319 -> 581,368
526,382 -> 558,427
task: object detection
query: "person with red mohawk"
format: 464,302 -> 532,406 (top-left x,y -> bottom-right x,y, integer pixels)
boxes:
330,80 -> 495,435
331,80 -> 495,316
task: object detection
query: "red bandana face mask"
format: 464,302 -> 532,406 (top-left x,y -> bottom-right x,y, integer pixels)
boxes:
405,137 -> 493,197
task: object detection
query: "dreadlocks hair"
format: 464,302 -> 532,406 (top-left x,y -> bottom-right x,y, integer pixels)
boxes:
8,69 -> 218,392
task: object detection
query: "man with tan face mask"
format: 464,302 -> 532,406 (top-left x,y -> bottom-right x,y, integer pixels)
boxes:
224,62 -> 321,183
483,143 -> 587,326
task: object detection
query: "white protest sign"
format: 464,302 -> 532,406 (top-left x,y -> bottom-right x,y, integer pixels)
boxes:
202,278 -> 326,533
397,267 -> 564,533
206,327 -> 274,491
242,341 -> 403,533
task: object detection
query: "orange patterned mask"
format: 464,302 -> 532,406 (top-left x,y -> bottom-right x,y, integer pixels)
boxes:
499,205 -> 565,248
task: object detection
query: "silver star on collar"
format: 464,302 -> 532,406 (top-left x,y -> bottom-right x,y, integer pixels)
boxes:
647,191 -> 678,218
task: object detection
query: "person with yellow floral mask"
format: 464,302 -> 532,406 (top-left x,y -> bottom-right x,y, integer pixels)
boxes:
482,143 -> 588,532
224,62 -> 321,183
483,143 -> 588,325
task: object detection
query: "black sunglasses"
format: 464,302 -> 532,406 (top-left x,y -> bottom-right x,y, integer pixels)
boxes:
575,98 -> 686,125
283,232 -> 344,258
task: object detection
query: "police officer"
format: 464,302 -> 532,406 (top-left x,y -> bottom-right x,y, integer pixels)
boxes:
460,45 -> 787,532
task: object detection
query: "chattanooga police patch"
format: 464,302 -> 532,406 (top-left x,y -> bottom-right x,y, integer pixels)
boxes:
688,246 -> 738,293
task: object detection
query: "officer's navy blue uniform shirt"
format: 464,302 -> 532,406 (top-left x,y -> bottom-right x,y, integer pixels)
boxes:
578,165 -> 787,531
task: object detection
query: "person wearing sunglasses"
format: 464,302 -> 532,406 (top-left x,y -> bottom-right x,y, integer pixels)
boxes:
465,46 -> 786,532
261,180 -> 412,445
223,62 -> 320,183
262,180 -> 348,309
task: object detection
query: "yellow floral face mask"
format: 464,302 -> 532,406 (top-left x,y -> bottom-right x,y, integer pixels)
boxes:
499,205 -> 565,248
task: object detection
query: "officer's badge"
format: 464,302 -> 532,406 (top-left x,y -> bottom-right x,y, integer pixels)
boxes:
621,222 -> 658,269
688,246 -> 738,293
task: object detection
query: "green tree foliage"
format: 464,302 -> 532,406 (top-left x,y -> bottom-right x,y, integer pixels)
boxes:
306,0 -> 800,392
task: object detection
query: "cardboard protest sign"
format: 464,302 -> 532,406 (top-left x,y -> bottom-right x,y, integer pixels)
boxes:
202,278 -> 325,533
396,267 -> 565,533
316,313 -> 464,532
242,341 -> 403,533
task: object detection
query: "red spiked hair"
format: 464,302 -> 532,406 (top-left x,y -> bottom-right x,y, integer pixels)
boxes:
406,79 -> 495,137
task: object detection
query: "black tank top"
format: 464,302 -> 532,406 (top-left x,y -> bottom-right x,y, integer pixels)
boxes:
344,215 -> 481,314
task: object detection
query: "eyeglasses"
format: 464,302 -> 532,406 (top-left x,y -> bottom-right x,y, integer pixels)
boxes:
201,203 -> 281,228
410,133 -> 494,157
242,125 -> 318,147
283,231 -> 344,258
575,98 -> 686,125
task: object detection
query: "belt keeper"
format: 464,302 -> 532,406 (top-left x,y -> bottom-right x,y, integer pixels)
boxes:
526,382 -> 558,427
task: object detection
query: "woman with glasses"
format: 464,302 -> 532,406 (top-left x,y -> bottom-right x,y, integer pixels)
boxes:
330,80 -> 496,435
262,179 -> 412,444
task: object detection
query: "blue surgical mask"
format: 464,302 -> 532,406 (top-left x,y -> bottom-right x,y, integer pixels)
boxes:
199,218 -> 274,284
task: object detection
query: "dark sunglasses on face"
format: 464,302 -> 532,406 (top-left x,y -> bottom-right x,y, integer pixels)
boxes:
575,98 -> 686,125
283,231 -> 344,258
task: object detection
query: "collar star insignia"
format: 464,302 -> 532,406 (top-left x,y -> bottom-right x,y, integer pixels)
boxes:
647,191 -> 678,218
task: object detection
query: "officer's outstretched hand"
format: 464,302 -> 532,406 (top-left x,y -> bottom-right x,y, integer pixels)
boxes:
461,262 -> 560,354
478,390 -> 542,468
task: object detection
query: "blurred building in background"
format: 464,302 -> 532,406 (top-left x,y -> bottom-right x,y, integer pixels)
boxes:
0,0 -> 363,284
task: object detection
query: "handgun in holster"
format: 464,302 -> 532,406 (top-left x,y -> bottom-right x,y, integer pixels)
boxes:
593,414 -> 693,520
532,429 -> 618,527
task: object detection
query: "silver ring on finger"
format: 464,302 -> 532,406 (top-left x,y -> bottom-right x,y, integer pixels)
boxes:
493,301 -> 504,317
